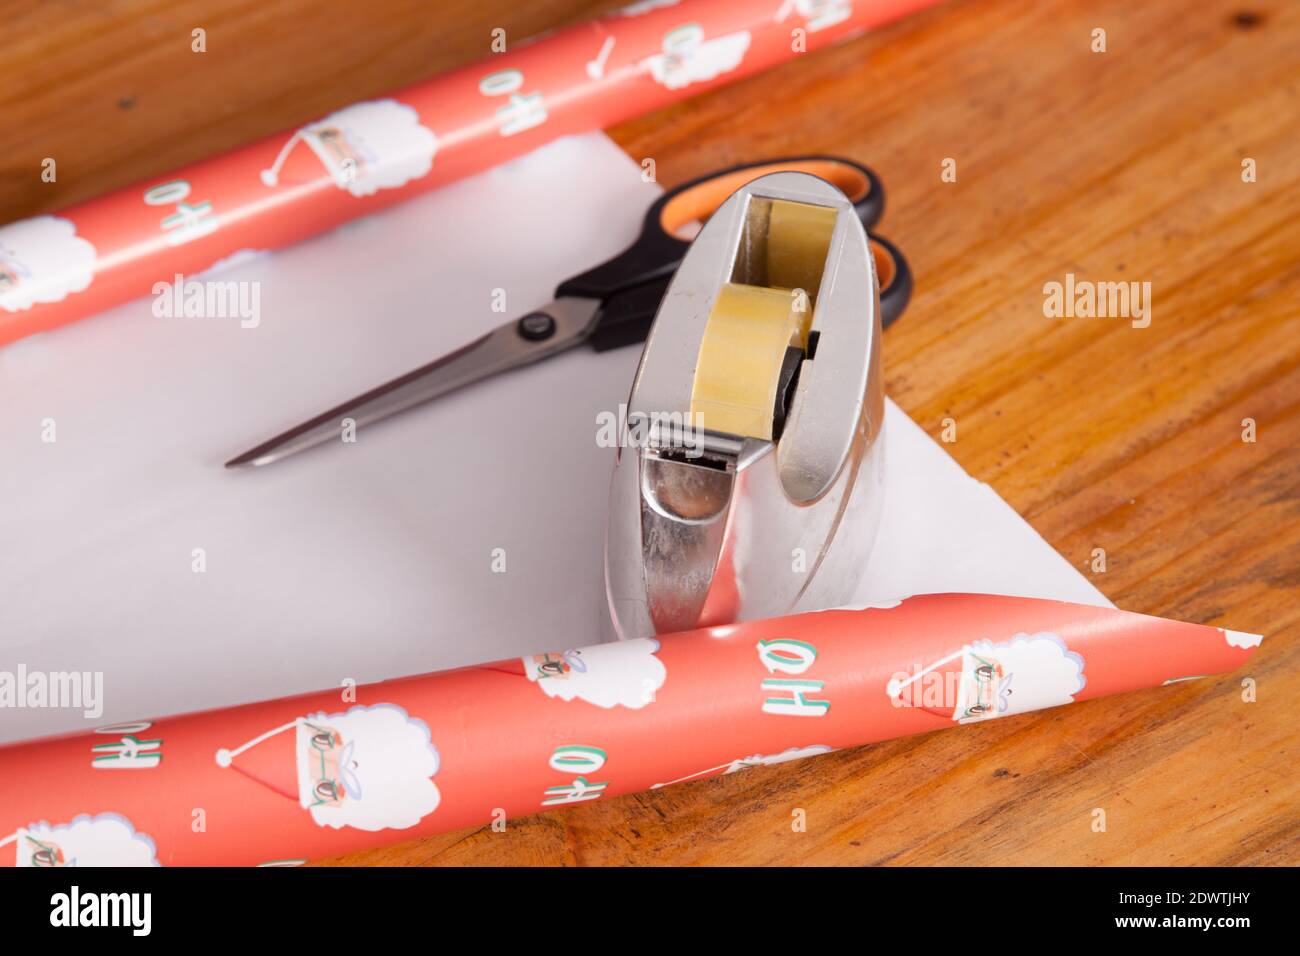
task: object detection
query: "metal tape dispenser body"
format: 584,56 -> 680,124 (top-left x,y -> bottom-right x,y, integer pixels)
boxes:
606,171 -> 885,640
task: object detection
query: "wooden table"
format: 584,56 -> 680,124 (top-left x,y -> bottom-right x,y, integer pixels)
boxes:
6,0 -> 1295,866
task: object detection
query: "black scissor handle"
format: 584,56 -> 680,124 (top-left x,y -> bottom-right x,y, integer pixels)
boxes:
590,233 -> 911,352
872,233 -> 912,331
556,156 -> 884,303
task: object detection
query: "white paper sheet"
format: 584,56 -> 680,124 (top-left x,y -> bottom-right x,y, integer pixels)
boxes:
0,133 -> 1107,744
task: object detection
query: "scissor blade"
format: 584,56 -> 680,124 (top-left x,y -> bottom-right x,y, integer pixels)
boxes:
224,297 -> 601,468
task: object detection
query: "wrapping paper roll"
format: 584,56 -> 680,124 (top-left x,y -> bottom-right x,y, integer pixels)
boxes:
0,0 -> 937,346
0,594 -> 1259,866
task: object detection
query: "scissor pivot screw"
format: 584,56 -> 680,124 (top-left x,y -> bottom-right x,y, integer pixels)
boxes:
517,312 -> 556,341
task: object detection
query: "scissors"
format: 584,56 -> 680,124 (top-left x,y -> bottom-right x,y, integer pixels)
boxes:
225,156 -> 913,468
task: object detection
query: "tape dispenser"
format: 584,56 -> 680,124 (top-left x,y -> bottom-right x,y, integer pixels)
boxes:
606,169 -> 890,640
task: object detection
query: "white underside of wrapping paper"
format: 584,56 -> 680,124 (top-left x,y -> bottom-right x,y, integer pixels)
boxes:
0,133 -> 1109,745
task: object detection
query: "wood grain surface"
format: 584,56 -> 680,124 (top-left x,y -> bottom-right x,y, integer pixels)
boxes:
3,0 -> 1295,866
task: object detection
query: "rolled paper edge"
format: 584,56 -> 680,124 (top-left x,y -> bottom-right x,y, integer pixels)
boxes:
0,593 -> 1260,865
0,0 -> 941,344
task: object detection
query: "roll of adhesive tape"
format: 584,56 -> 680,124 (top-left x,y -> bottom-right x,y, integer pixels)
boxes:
690,283 -> 806,440
764,199 -> 838,298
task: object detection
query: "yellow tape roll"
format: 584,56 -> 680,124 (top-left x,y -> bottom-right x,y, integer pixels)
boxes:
690,283 -> 805,440
765,199 -> 837,299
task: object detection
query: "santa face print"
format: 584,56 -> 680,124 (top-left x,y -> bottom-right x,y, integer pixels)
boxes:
2,813 -> 160,867
954,649 -> 1005,722
22,833 -> 65,867
532,649 -> 587,681
259,99 -> 438,198
313,127 -> 368,176
216,703 -> 441,832
522,638 -> 666,709
0,216 -> 97,312
888,633 -> 1087,723
299,721 -> 355,810
641,26 -> 751,91
778,0 -> 853,33
0,257 -> 29,294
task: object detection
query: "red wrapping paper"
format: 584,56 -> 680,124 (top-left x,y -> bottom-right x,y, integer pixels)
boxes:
0,594 -> 1259,866
0,0 -> 936,346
